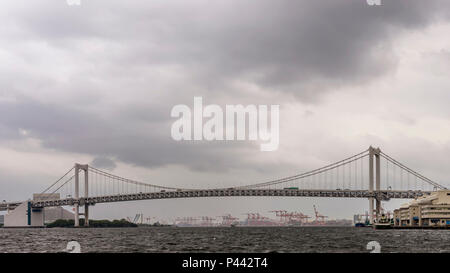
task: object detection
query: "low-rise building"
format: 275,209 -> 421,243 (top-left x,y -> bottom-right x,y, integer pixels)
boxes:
394,190 -> 450,227
4,193 -> 74,227
44,207 -> 74,224
33,193 -> 74,224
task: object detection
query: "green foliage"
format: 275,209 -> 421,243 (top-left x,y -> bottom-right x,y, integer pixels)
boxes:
46,218 -> 137,228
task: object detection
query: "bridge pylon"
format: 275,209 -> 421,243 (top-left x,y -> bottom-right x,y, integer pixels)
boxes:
74,163 -> 89,227
368,146 -> 381,224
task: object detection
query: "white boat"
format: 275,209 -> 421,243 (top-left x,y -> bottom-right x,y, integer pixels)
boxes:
373,214 -> 392,229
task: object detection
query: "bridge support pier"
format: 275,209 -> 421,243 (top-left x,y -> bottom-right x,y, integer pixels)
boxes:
375,147 -> 381,221
369,147 -> 374,224
74,163 -> 89,227
84,205 -> 89,227
84,164 -> 89,227
368,146 -> 381,224
74,203 -> 79,227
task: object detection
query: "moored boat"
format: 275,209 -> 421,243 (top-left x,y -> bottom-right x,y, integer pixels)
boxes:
373,214 -> 392,229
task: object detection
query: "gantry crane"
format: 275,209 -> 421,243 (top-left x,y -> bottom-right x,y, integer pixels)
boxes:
313,205 -> 328,225
199,216 -> 216,226
292,211 -> 311,224
218,214 -> 239,226
269,210 -> 289,224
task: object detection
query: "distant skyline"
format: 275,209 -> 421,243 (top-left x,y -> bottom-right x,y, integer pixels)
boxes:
1,0 -> 450,220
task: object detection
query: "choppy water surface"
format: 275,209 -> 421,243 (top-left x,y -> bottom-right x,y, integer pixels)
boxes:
0,227 -> 448,253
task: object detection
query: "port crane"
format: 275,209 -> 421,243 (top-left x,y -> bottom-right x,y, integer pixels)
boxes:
313,205 -> 328,225
242,213 -> 274,226
270,210 -> 311,225
218,214 -> 239,226
292,211 -> 311,224
243,213 -> 257,225
199,216 -> 216,226
175,216 -> 198,226
269,210 -> 289,224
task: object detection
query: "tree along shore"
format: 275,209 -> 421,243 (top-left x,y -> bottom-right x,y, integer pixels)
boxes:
46,219 -> 138,228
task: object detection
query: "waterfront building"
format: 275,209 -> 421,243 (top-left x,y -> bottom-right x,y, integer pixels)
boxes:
4,193 -> 74,227
393,190 -> 450,227
43,207 -> 74,224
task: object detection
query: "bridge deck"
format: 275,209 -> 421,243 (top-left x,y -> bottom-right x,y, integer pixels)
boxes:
9,189 -> 430,209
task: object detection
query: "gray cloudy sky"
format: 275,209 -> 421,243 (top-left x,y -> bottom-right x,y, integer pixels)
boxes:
1,0 -> 450,221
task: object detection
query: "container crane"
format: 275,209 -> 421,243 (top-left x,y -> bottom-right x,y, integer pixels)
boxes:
218,214 -> 239,226
313,205 -> 328,225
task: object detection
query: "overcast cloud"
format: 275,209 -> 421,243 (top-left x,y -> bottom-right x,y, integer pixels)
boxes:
1,0 -> 450,220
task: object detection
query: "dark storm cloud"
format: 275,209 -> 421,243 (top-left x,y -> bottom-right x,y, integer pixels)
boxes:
1,0 -> 450,172
90,157 -> 117,170
0,98 -> 283,172
6,0 -> 450,100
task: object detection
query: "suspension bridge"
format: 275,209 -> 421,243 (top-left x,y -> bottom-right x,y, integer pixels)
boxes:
0,147 -> 446,227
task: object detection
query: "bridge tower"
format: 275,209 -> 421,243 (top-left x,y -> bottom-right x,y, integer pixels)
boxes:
368,146 -> 381,224
74,163 -> 89,227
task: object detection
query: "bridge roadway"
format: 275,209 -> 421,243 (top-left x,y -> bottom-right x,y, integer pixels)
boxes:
0,189 -> 431,211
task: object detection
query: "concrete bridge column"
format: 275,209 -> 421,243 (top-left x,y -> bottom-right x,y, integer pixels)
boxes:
74,165 -> 80,227
74,164 -> 89,227
368,147 -> 382,224
368,146 -> 382,224
74,204 -> 79,227
369,147 -> 374,224
375,148 -> 381,221
84,205 -> 89,227
84,166 -> 89,227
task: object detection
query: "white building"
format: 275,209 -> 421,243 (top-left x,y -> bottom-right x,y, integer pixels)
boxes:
43,207 -> 74,223
4,193 -> 74,227
394,190 -> 450,227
